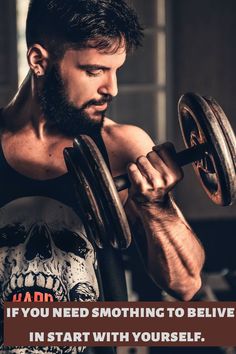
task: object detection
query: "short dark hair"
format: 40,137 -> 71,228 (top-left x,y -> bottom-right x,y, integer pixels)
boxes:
26,0 -> 143,59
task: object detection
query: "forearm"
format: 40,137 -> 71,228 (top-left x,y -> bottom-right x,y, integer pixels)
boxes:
136,197 -> 205,301
125,141 -> 205,300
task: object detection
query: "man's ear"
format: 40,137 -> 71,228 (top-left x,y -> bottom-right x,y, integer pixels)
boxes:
27,44 -> 49,77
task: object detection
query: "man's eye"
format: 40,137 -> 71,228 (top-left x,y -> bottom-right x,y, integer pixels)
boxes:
86,69 -> 103,77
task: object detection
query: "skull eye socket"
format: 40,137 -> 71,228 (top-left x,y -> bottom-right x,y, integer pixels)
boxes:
53,229 -> 89,259
0,224 -> 26,247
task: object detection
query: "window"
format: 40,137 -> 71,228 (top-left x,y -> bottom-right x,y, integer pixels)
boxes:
0,0 -> 17,105
16,0 -> 28,85
108,0 -> 168,143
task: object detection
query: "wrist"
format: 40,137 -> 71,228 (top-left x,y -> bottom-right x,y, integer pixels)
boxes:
133,194 -> 178,219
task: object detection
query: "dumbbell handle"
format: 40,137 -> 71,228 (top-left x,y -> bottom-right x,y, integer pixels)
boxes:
113,143 -> 208,192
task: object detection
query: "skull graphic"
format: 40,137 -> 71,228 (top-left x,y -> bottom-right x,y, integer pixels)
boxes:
0,196 -> 99,353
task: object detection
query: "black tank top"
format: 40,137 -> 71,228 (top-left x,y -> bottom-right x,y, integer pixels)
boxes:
0,128 -> 126,353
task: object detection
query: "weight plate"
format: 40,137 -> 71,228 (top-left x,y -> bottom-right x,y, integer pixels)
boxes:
178,92 -> 236,206
64,135 -> 131,249
204,96 -> 236,174
64,147 -> 106,249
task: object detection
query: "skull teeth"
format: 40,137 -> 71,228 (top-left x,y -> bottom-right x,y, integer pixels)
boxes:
56,285 -> 63,296
45,275 -> 53,289
53,278 -> 60,292
36,274 -> 46,288
1,272 -> 66,302
10,275 -> 17,289
1,273 -> 96,304
25,272 -> 34,287
17,275 -> 24,288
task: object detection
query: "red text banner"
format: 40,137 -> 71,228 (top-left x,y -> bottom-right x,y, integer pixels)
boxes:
4,302 -> 236,346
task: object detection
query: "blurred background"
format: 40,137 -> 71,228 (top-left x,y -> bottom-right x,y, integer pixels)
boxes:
1,0 -> 236,353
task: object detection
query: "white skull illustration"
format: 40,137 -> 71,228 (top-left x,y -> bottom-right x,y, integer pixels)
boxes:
0,196 -> 99,353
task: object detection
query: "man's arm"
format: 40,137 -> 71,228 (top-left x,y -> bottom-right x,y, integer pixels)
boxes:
113,125 -> 205,301
125,196 -> 205,301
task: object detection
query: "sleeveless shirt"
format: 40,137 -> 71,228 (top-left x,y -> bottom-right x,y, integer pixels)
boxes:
0,123 -> 127,354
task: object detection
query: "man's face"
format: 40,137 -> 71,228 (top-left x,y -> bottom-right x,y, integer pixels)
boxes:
38,46 -> 126,137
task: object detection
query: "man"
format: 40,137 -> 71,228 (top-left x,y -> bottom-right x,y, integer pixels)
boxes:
0,0 -> 205,352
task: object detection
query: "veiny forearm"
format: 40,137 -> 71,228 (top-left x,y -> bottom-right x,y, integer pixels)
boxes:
136,198 -> 205,301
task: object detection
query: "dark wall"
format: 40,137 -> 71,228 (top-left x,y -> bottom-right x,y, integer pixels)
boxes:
170,0 -> 236,219
0,0 -> 17,106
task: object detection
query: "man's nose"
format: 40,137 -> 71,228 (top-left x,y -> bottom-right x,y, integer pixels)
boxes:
98,73 -> 118,98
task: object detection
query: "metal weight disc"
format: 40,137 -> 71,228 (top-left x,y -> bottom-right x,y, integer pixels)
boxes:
64,135 -> 131,249
64,147 -> 107,249
178,92 -> 236,206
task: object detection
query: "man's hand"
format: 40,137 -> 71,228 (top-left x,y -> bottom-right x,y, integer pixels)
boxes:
127,142 -> 183,206
125,142 -> 204,301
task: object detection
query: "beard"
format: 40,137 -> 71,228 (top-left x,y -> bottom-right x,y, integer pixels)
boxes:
37,65 -> 112,137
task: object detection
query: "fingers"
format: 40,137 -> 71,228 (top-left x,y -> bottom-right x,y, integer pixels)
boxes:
135,156 -> 162,190
151,142 -> 184,184
127,162 -> 159,204
127,142 -> 184,204
127,162 -> 145,190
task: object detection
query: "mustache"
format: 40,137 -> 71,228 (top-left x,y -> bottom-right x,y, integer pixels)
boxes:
81,95 -> 113,109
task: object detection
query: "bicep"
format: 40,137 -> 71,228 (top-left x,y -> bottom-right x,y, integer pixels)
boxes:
124,126 -> 155,161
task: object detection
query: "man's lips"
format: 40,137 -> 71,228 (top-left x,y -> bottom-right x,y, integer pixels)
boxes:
82,96 -> 112,110
93,102 -> 108,110
87,102 -> 108,111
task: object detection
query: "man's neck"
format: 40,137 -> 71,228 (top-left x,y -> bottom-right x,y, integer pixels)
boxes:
2,71 -> 48,139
